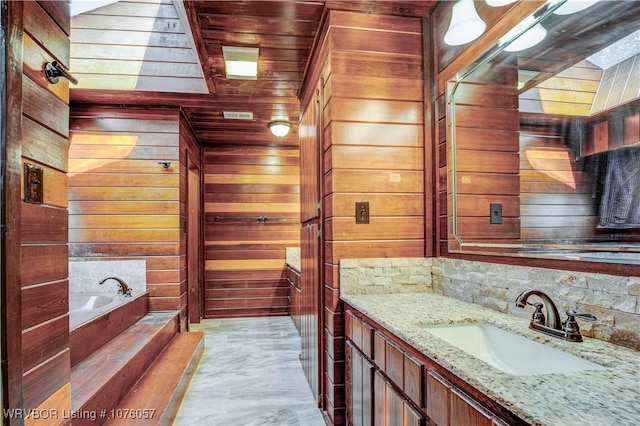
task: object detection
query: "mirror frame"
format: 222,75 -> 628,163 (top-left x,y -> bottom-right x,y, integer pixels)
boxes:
447,1 -> 640,265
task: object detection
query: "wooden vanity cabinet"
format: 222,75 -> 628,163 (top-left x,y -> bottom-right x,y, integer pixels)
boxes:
345,308 -> 524,426
346,310 -> 426,426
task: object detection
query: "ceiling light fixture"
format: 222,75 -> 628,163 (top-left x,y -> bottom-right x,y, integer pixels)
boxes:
444,0 -> 487,46
499,16 -> 547,52
268,121 -> 291,138
222,46 -> 259,80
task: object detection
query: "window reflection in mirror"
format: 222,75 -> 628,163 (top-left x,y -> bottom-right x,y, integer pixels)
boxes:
448,1 -> 640,264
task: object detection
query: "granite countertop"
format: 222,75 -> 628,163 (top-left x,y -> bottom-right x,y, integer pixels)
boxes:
341,292 -> 640,426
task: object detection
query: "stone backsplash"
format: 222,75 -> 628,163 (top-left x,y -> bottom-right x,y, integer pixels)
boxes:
340,258 -> 433,295
340,257 -> 640,350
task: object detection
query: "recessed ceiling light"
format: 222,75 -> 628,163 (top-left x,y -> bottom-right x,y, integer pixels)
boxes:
222,46 -> 259,80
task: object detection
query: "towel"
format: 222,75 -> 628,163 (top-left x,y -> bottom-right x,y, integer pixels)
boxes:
598,146 -> 640,229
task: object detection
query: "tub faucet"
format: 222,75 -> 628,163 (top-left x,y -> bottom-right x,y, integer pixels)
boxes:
99,277 -> 132,297
515,289 -> 595,342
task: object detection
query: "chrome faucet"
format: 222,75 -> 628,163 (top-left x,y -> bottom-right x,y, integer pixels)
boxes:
99,276 -> 132,297
515,289 -> 596,342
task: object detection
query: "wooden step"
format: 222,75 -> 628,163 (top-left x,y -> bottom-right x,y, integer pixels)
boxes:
104,331 -> 204,425
70,312 -> 179,426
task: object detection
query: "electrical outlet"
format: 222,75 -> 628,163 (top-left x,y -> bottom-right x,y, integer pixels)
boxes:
490,203 -> 502,224
355,201 -> 369,224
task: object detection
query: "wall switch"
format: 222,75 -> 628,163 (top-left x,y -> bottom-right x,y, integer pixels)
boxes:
490,203 -> 502,224
24,163 -> 44,204
355,201 -> 369,224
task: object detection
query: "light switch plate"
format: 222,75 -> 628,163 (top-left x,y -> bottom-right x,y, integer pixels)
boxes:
355,201 -> 369,224
490,203 -> 502,224
24,163 -> 44,204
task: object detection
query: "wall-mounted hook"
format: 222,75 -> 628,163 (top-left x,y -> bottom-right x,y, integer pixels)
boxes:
43,61 -> 78,85
158,161 -> 171,169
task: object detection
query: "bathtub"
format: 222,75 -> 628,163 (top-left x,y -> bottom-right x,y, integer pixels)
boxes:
69,292 -> 132,330
69,291 -> 149,366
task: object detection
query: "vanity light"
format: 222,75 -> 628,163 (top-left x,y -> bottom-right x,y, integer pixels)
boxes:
499,16 -> 547,52
222,46 -> 259,80
268,121 -> 291,138
485,0 -> 517,6
444,0 -> 487,47
551,0 -> 600,15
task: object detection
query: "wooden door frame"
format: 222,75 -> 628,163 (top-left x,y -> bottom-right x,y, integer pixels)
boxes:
186,153 -> 203,325
2,0 -> 25,418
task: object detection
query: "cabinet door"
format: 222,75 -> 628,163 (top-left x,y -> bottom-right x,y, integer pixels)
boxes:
385,380 -> 404,425
374,371 -> 386,426
404,401 -> 425,426
426,371 -> 450,426
348,342 -> 374,426
450,388 -> 493,426
363,358 -> 374,426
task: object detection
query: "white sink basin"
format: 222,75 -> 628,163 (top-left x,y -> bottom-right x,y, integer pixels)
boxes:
422,323 -> 605,376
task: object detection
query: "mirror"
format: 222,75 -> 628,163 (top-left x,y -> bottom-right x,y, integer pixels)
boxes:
448,1 -> 640,264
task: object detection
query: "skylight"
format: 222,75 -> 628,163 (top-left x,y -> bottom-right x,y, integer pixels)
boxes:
222,46 -> 259,80
588,29 -> 640,70
70,0 -> 119,16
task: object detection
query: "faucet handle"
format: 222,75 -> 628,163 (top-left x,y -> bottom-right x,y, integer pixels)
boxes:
563,311 -> 596,339
566,311 -> 597,321
530,303 -> 546,326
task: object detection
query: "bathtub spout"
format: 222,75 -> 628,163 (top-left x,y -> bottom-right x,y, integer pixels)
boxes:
99,277 -> 132,297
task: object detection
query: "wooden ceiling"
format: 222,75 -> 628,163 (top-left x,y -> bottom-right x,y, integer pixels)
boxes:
69,1 -> 435,148
181,1 -> 434,148
181,1 -> 324,147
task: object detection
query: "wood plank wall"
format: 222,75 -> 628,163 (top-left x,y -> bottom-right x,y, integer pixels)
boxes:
68,106 -> 190,326
446,66 -> 521,250
520,125 -> 599,242
203,146 -> 300,318
15,0 -> 73,417
300,10 -> 426,425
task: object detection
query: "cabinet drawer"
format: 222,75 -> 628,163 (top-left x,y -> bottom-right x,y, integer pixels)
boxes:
361,321 -> 374,358
347,311 -> 374,359
385,341 -> 404,388
404,354 -> 424,409
450,387 -> 493,426
374,331 -> 386,370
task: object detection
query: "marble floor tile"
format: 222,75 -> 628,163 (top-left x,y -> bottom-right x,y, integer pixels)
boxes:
174,316 -> 327,426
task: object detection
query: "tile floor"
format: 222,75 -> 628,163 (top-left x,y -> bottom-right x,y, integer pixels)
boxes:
174,316 -> 327,426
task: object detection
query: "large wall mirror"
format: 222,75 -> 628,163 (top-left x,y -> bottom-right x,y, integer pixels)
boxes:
448,1 -> 639,264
